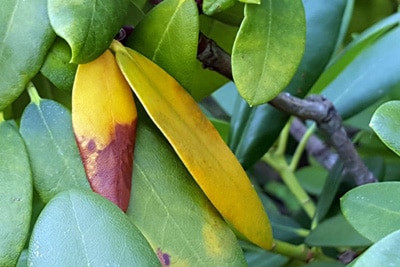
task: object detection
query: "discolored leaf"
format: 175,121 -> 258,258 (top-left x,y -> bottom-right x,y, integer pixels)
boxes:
127,113 -> 247,266
40,38 -> 77,92
0,0 -> 55,111
0,119 -> 32,266
341,182 -> 400,242
48,0 -> 129,63
232,0 -> 305,105
126,0 -> 207,99
370,101 -> 400,156
28,189 -> 160,266
351,229 -> 400,267
113,42 -> 273,250
72,49 -> 137,212
20,87 -> 90,203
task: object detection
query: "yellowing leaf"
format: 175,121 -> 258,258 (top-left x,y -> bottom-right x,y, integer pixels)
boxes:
72,49 -> 137,212
112,41 -> 273,250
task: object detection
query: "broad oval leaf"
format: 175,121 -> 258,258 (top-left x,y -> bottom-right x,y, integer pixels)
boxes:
341,182 -> 400,242
0,120 -> 32,266
127,113 -> 247,266
232,0 -> 305,105
113,42 -> 273,250
27,189 -> 160,266
370,101 -> 400,156
40,38 -> 77,92
126,0 -> 202,98
228,0 -> 377,167
72,49 -> 137,212
48,0 -> 129,63
0,0 -> 55,111
351,229 -> 400,267
20,89 -> 90,203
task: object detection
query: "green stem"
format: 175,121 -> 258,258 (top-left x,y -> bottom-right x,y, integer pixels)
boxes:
271,239 -> 313,262
263,154 -> 316,219
27,82 -> 41,104
289,123 -> 316,172
0,112 -> 4,122
275,120 -> 291,156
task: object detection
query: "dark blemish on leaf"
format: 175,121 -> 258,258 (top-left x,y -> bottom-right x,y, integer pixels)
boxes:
157,248 -> 171,266
87,139 -> 96,152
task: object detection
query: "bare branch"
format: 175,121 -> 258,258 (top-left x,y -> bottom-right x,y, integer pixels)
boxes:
197,33 -> 377,185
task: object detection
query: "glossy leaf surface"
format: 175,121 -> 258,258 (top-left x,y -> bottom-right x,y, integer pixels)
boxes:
203,0 -> 235,15
40,38 -> 77,92
370,101 -> 400,156
311,16 -> 400,119
48,0 -> 129,63
351,229 -> 400,267
127,0 -> 202,97
20,95 -> 90,203
0,120 -> 32,266
0,0 -> 55,111
127,113 -> 247,266
341,182 -> 400,242
72,49 -> 137,212
232,0 -> 305,105
28,189 -> 160,266
114,43 -> 273,250
229,0 -> 347,168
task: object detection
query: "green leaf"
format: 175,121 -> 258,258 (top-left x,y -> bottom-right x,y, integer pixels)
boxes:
0,121 -> 32,266
296,166 -> 328,195
351,229 -> 400,267
40,38 -> 77,92
341,182 -> 400,242
28,189 -> 160,266
239,0 -> 260,4
207,1 -> 244,26
305,214 -> 371,247
20,97 -> 90,203
127,112 -> 247,266
203,0 -> 235,15
126,0 -> 201,97
370,101 -> 400,156
232,0 -> 305,105
0,0 -> 55,111
310,15 -> 400,119
48,0 -> 129,63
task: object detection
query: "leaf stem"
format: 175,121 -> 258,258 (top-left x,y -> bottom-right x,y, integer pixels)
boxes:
263,153 -> 315,218
0,112 -> 4,122
27,82 -> 41,104
289,123 -> 316,171
276,120 -> 291,156
271,239 -> 313,262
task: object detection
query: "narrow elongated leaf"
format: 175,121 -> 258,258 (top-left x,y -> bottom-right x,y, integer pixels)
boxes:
232,0 -> 305,105
370,101 -> 400,156
341,182 -> 400,242
48,0 -> 129,63
113,42 -> 273,250
351,230 -> 400,267
0,0 -> 55,111
20,89 -> 90,203
127,113 -> 246,266
40,38 -> 77,92
28,189 -> 160,266
127,0 -> 202,98
72,49 -> 137,212
0,120 -> 32,266
311,17 -> 400,119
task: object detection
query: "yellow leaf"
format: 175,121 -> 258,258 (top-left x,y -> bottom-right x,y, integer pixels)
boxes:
112,41 -> 273,249
72,49 -> 137,212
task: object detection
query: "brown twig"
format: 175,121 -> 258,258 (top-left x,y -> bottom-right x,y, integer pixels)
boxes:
197,33 -> 377,185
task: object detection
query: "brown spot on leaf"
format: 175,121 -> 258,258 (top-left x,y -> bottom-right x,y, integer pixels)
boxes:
77,119 -> 137,212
